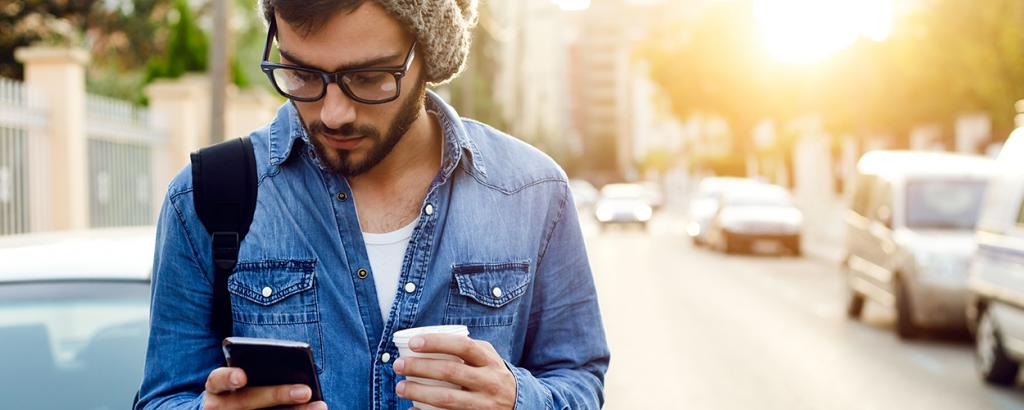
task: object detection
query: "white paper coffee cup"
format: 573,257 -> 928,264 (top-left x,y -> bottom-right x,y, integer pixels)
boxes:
393,325 -> 470,410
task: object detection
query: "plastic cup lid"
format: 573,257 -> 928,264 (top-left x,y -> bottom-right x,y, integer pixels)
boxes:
393,325 -> 469,344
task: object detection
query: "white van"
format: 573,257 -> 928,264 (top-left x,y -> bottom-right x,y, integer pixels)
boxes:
968,128 -> 1024,385
843,151 -> 995,339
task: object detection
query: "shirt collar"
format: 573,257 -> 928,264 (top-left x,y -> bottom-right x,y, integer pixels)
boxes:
267,90 -> 486,181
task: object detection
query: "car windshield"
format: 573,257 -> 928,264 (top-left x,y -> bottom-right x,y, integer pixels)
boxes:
904,179 -> 986,230
0,281 -> 150,409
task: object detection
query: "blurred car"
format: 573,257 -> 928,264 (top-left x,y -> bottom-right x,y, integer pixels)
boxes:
687,177 -> 763,246
0,227 -> 154,409
569,179 -> 599,210
968,128 -> 1024,385
640,181 -> 665,211
595,183 -> 654,230
843,151 -> 994,339
705,183 -> 802,255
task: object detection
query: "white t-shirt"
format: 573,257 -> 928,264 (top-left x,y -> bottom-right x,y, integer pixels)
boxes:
362,219 -> 418,320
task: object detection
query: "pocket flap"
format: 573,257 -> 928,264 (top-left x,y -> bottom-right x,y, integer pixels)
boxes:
452,261 -> 532,308
228,260 -> 316,306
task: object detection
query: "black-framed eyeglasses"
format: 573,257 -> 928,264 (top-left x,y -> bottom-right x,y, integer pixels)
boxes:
259,18 -> 417,104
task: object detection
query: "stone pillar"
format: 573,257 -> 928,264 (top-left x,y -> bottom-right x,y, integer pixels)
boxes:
145,74 -> 210,198
15,47 -> 90,231
225,87 -> 280,142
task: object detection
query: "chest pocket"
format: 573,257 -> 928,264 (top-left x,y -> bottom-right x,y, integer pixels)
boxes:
228,259 -> 324,373
444,261 -> 532,327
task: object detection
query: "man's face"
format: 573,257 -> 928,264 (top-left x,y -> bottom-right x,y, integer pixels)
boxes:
274,2 -> 424,176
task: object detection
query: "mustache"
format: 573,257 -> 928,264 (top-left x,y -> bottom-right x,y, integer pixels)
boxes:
310,121 -> 380,140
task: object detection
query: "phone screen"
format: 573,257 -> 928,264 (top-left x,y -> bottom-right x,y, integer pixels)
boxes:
222,337 -> 323,402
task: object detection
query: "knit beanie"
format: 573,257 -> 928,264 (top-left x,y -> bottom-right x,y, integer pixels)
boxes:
374,0 -> 479,85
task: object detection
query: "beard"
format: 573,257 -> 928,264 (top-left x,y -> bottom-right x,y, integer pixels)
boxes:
302,80 -> 426,177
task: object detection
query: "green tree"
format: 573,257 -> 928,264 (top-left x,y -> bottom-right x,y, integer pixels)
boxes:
145,0 -> 209,83
645,0 -> 1024,154
447,4 -> 508,131
817,0 -> 1024,142
3,0 -> 265,102
0,0 -> 171,81
640,0 -> 802,165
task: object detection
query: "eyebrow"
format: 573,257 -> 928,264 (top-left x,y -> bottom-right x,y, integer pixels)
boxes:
278,48 -> 404,72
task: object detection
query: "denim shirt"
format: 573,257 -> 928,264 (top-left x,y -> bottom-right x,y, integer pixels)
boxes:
136,91 -> 610,410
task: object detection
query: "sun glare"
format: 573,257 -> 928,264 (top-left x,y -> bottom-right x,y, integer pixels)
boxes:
754,0 -> 892,63
553,0 -> 591,11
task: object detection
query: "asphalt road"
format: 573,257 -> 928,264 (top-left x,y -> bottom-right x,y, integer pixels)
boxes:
586,210 -> 1024,410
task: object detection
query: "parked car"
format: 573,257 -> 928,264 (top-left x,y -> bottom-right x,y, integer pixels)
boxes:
0,227 -> 154,409
595,183 -> 654,230
687,177 -> 763,246
705,183 -> 802,255
843,151 -> 994,339
968,128 -> 1024,385
569,179 -> 599,211
640,181 -> 665,211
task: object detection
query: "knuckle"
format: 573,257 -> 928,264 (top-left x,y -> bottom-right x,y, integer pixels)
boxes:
441,362 -> 460,380
481,377 -> 500,393
481,340 -> 498,355
438,391 -> 458,408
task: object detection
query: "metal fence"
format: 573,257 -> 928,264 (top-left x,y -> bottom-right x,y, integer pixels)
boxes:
85,94 -> 164,228
0,77 -> 46,236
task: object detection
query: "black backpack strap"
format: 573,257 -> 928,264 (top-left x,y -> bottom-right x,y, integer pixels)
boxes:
190,137 -> 258,341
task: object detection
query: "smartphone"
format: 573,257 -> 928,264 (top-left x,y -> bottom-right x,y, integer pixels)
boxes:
222,337 -> 323,403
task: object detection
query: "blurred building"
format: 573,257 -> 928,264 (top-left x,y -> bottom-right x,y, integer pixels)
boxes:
628,59 -> 685,177
565,0 -> 683,182
566,0 -> 632,182
492,1 -> 569,149
445,0 -> 573,166
449,0 -> 687,182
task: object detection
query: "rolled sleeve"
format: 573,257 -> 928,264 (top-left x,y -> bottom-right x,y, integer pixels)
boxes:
506,360 -> 552,410
512,182 -> 610,409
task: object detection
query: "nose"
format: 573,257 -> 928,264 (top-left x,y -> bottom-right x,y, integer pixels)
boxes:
320,82 -> 356,130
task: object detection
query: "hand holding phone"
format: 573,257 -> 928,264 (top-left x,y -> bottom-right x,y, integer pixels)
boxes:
203,337 -> 326,410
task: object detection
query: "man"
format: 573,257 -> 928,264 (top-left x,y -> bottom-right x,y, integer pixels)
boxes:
136,0 -> 609,409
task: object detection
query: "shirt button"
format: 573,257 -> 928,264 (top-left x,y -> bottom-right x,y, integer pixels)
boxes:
404,282 -> 417,293
425,204 -> 434,215
336,192 -> 348,202
262,287 -> 273,297
492,287 -> 503,298
381,352 -> 391,363
357,268 -> 369,279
